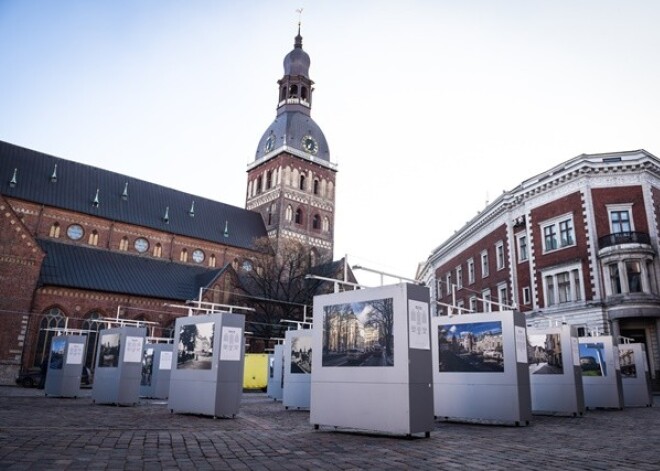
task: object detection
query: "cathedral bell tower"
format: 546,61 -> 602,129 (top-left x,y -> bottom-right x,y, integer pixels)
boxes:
246,25 -> 336,264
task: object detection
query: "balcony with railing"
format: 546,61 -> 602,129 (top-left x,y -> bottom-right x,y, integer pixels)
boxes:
598,231 -> 651,249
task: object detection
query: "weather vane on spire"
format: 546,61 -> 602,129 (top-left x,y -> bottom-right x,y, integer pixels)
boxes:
296,7 -> 303,29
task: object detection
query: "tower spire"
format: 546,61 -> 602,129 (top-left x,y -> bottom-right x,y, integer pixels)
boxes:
295,8 -> 303,48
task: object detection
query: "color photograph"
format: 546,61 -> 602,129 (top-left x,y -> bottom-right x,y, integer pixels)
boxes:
619,347 -> 637,378
322,298 -> 394,367
49,337 -> 65,370
438,321 -> 504,373
290,336 -> 312,374
579,342 -> 607,377
177,322 -> 214,370
98,333 -> 120,368
528,333 -> 563,375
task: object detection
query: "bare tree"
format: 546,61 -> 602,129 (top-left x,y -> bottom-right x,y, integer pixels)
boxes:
238,237 -> 325,351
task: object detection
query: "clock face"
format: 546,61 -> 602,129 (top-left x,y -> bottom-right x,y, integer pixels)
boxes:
265,135 -> 275,152
134,237 -> 149,253
301,135 -> 318,155
66,224 -> 84,240
192,249 -> 205,263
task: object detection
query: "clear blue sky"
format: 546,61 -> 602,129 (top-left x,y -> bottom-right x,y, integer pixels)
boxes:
2,1 -> 660,283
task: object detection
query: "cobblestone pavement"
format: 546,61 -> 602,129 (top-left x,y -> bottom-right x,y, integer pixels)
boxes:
0,386 -> 658,470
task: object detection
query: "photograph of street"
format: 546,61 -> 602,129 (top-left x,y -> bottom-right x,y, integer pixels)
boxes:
619,347 -> 637,378
527,333 -> 563,374
177,322 -> 214,370
437,321 -> 504,373
98,333 -> 120,368
141,348 -> 154,386
49,337 -> 65,370
322,298 -> 394,367
579,342 -> 607,377
290,336 -> 312,374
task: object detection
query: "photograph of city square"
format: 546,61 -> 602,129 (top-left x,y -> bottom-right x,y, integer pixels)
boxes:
290,335 -> 312,374
177,322 -> 214,370
437,321 -> 504,373
98,333 -> 120,368
527,333 -> 564,375
579,342 -> 607,377
322,298 -> 394,367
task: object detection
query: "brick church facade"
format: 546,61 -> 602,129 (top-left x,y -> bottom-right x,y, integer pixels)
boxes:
0,28 -> 340,384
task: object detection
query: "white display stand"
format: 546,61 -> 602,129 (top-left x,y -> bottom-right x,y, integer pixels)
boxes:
432,311 -> 532,426
619,342 -> 653,407
527,325 -> 585,416
140,343 -> 173,399
310,283 -> 434,437
266,344 -> 284,401
168,312 -> 245,418
283,329 -> 313,410
578,336 -> 623,409
92,327 -> 146,406
44,335 -> 87,398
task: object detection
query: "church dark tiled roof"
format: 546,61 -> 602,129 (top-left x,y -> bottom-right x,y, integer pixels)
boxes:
0,140 -> 267,250
37,239 -> 227,301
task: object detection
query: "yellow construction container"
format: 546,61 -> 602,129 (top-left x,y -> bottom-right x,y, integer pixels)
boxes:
243,353 -> 269,390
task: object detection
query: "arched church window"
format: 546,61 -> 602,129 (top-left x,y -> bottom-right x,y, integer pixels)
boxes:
299,174 -> 306,191
266,170 -> 273,189
34,308 -> 66,366
295,208 -> 303,225
153,243 -> 162,258
49,222 -> 60,238
119,236 -> 129,251
180,249 -> 188,262
88,230 -> 98,246
323,216 -> 330,232
312,214 -> 321,230
257,176 -> 263,194
313,179 -> 320,195
328,181 -> 334,199
280,86 -> 286,102
288,84 -> 298,98
208,254 -> 216,268
285,205 -> 293,222
301,86 -> 308,101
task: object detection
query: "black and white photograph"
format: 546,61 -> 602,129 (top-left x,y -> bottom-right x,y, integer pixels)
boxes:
49,337 -> 65,370
290,336 -> 312,374
322,298 -> 394,367
619,347 -> 637,378
98,333 -> 120,368
527,333 -> 563,375
579,342 -> 607,377
438,321 -> 504,373
177,322 -> 214,370
141,348 -> 154,386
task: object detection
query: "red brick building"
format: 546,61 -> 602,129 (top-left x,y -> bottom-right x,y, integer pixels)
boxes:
0,29 -> 340,385
419,150 -> 660,390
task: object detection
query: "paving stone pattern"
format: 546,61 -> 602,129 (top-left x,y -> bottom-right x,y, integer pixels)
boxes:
0,387 -> 658,470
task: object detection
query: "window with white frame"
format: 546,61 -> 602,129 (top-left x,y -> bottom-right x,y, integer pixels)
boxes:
446,273 -> 452,293
542,214 -> 575,253
497,283 -> 508,311
542,264 -> 584,307
606,258 -> 651,296
456,266 -> 463,289
481,250 -> 489,278
496,242 -> 505,270
437,278 -> 443,298
522,286 -> 531,305
608,205 -> 633,234
467,258 -> 475,284
482,289 -> 492,312
517,233 -> 528,262
469,296 -> 478,313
